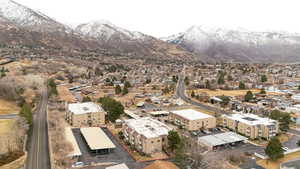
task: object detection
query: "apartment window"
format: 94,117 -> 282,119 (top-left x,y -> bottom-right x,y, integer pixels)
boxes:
157,140 -> 160,142
151,141 -> 154,144
162,138 -> 165,142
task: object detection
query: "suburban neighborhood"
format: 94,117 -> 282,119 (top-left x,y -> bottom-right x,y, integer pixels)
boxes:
1,1 -> 300,169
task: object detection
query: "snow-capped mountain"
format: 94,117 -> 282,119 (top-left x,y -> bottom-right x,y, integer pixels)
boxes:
76,20 -> 146,41
75,21 -> 194,60
0,0 -> 67,32
163,25 -> 300,63
0,0 -> 193,60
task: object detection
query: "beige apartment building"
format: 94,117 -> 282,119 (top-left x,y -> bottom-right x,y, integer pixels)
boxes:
169,109 -> 216,131
221,113 -> 279,140
65,102 -> 106,127
123,117 -> 171,155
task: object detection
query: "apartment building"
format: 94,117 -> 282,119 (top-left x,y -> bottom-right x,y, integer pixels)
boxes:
123,117 -> 171,155
65,102 -> 106,127
221,113 -> 279,140
169,109 -> 216,131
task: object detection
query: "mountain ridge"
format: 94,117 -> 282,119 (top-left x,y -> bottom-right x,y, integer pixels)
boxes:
162,25 -> 300,63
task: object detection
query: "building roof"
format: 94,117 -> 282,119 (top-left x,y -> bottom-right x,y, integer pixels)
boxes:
106,163 -> 129,169
198,132 -> 248,147
149,111 -> 169,116
125,117 -> 171,138
143,160 -> 180,169
222,113 -> 277,126
65,127 -> 82,157
68,102 -> 104,115
80,127 -> 116,150
124,110 -> 140,119
171,109 -> 214,120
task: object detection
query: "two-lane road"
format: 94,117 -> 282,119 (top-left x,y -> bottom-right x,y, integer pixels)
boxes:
176,74 -> 229,115
27,88 -> 50,169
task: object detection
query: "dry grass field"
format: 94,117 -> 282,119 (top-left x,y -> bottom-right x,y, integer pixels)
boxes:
0,119 -> 15,135
173,105 -> 216,116
257,151 -> 300,169
188,89 -> 260,97
0,100 -> 19,115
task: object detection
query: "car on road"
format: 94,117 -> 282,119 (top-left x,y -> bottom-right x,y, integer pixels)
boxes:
191,131 -> 198,136
72,162 -> 84,168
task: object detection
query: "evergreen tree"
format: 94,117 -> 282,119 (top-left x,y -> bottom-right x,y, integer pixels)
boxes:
98,97 -> 124,122
115,85 -> 122,95
261,75 -> 268,83
265,137 -> 284,161
217,72 -> 225,85
269,110 -> 291,131
191,91 -> 195,98
239,81 -> 246,89
168,130 -> 181,152
244,91 -> 254,102
260,88 -> 266,94
184,77 -> 189,86
145,79 -> 151,84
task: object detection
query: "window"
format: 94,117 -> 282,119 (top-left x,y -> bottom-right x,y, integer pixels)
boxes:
151,141 -> 154,143
157,140 -> 160,142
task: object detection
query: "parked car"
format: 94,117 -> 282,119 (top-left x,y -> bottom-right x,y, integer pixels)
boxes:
72,162 -> 84,168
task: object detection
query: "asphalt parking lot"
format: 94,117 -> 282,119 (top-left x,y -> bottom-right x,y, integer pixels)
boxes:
72,128 -> 149,169
283,135 -> 300,149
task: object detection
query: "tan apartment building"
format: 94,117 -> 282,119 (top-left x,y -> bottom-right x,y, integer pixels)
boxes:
65,102 -> 106,127
169,109 -> 216,131
123,117 -> 171,155
221,113 -> 279,140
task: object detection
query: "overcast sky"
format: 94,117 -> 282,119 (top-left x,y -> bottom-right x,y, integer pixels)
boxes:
17,0 -> 300,37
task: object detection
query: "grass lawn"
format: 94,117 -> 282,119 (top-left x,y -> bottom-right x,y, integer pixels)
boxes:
257,151 -> 300,169
188,89 -> 260,97
0,99 -> 20,115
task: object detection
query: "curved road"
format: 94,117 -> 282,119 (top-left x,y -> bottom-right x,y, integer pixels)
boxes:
26,88 -> 51,169
176,74 -> 229,115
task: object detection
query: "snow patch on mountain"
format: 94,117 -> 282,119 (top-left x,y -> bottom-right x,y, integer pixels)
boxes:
75,20 -> 148,41
0,0 -> 66,31
163,25 -> 300,46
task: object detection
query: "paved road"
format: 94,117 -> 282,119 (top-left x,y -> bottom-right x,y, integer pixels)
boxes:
26,88 -> 50,169
0,114 -> 18,119
176,74 -> 229,115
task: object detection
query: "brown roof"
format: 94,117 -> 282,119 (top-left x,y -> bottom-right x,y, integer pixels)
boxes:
143,161 -> 179,169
